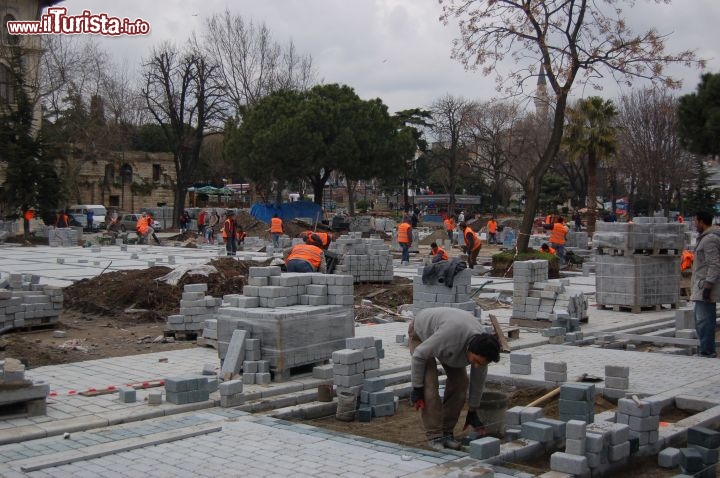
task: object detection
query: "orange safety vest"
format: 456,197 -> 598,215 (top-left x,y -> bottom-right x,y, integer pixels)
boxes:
681,250 -> 694,271
287,244 -> 323,270
136,217 -> 149,235
431,247 -> 449,261
549,223 -> 568,245
545,214 -> 553,225
222,218 -> 236,239
543,246 -> 556,255
464,226 -> 481,251
270,217 -> 283,233
55,213 -> 69,228
487,219 -> 498,234
443,217 -> 455,232
237,230 -> 247,241
24,210 -> 34,221
397,223 -> 411,244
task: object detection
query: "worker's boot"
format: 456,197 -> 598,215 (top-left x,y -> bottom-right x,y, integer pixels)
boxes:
441,435 -> 462,451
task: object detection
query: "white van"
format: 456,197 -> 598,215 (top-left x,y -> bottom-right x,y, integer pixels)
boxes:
68,204 -> 107,231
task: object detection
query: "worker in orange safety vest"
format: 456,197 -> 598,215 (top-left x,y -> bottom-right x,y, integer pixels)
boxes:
397,218 -> 413,265
286,243 -> 326,273
443,215 -> 456,244
460,221 -> 481,269
222,210 -> 237,256
486,217 -> 498,245
269,214 -> 283,248
549,216 -> 569,265
430,242 -> 449,263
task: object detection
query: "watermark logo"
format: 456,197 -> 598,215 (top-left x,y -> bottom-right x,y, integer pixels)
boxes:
6,7 -> 150,36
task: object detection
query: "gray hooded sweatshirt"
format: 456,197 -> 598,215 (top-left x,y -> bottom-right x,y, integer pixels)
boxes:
411,307 -> 489,408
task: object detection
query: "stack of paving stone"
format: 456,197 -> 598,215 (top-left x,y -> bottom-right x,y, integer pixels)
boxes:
504,405 -> 544,440
0,357 -> 49,416
166,283 -> 221,335
505,405 -> 566,449
674,308 -> 696,340
358,377 -> 397,421
552,420 -> 632,475
331,337 -> 381,396
615,397 -> 661,447
0,277 -> 63,332
559,382 -> 595,423
566,231 -> 589,249
511,260 -> 588,325
330,233 -> 393,283
411,267 -> 476,313
509,352 -> 532,375
603,365 -> 630,399
544,361 -> 567,383
163,375 -> 214,404
594,217 -> 683,310
199,318 -> 218,348
48,227 -> 78,247
659,426 -> 720,476
219,379 -> 245,407
349,216 -> 372,233
216,267 -> 354,381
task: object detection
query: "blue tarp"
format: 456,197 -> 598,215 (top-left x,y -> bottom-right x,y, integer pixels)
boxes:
250,201 -> 323,225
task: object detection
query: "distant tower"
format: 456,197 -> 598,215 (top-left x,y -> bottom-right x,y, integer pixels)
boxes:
534,63 -> 550,118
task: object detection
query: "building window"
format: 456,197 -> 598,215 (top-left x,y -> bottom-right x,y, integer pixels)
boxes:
2,14 -> 19,46
0,64 -> 14,105
109,195 -> 120,207
152,164 -> 161,182
120,164 -> 133,184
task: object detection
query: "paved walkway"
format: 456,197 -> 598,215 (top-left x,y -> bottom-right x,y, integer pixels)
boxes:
1,242 -> 717,477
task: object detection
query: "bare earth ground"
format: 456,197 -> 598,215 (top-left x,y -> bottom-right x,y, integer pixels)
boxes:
0,244 -> 706,476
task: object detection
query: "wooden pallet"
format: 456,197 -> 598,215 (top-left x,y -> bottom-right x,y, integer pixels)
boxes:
597,303 -> 679,314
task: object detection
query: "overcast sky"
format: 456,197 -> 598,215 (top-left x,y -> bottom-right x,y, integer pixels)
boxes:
58,0 -> 719,114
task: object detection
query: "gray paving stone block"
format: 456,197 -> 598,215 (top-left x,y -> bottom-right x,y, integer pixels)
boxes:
147,391 -> 162,405
368,390 -> 394,406
506,406 -> 524,426
559,399 -> 593,416
257,361 -> 270,373
313,364 -> 334,380
363,358 -> 379,370
680,448 -> 704,473
658,447 -> 682,468
605,365 -> 630,378
510,363 -> 532,375
332,349 -> 364,364
544,361 -> 567,373
550,452 -> 589,475
608,441 -> 630,462
219,379 -> 243,396
687,426 -> 720,449
243,361 -> 258,373
333,362 -> 363,375
510,352 -> 532,365
629,415 -> 659,432
585,432 -> 605,453
688,444 -> 719,465
545,371 -> 568,382
358,404 -> 373,422
220,393 -> 245,408
469,436 -> 501,460
605,376 -> 630,390
537,418 -> 566,439
345,337 -> 374,349
363,346 -> 378,359
334,373 -> 364,388
372,402 -> 395,417
117,386 -> 136,403
362,377 -> 386,392
256,372 -> 271,385
617,398 -> 651,417
220,329 -> 247,376
522,421 -> 554,442
520,406 -> 544,423
243,373 -> 255,385
565,438 -> 586,455
585,451 -> 603,468
560,382 -> 595,401
566,420 -> 587,439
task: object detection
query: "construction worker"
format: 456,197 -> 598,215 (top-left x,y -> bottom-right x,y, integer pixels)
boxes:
136,213 -> 149,244
146,212 -> 161,245
544,214 -> 554,230
269,214 -> 283,248
486,216 -> 498,245
236,226 -> 247,248
302,230 -> 332,250
678,214 -> 684,224
54,210 -> 70,228
460,221 -> 481,269
285,243 -> 326,273
429,242 -> 448,263
23,208 -> 34,239
443,215 -> 456,244
540,243 -> 556,255
549,216 -> 569,265
409,307 -> 501,451
197,209 -> 207,241
397,218 -> 412,265
222,210 -> 237,256
681,249 -> 694,271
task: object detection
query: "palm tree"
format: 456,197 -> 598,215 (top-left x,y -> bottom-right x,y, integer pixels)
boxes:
564,97 -> 617,236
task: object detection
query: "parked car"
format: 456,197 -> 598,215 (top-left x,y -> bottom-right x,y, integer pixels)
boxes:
67,204 -> 107,232
117,213 -> 162,233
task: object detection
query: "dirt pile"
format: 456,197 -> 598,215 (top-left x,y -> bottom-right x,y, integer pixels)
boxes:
62,258 -> 260,321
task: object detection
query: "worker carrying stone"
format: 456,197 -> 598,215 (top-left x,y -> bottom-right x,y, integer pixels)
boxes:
429,242 -> 449,263
549,216 -> 569,265
284,243 -> 327,273
408,307 -> 501,451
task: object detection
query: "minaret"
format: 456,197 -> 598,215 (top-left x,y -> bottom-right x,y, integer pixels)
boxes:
534,63 -> 549,118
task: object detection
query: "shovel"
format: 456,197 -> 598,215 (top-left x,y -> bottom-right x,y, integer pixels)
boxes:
526,373 -> 603,408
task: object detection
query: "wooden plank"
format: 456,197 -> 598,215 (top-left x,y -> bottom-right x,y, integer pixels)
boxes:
364,288 -> 388,299
79,379 -> 165,397
488,314 -> 511,353
509,317 -> 552,329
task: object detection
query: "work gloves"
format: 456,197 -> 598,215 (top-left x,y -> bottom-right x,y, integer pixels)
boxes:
410,387 -> 425,410
703,287 -> 712,301
464,409 -> 486,435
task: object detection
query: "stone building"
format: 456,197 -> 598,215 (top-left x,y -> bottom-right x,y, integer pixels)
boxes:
57,149 -> 177,213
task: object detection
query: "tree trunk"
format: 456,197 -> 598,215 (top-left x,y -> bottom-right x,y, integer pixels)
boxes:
346,180 -> 356,215
586,149 -> 598,236
518,178 -> 540,252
